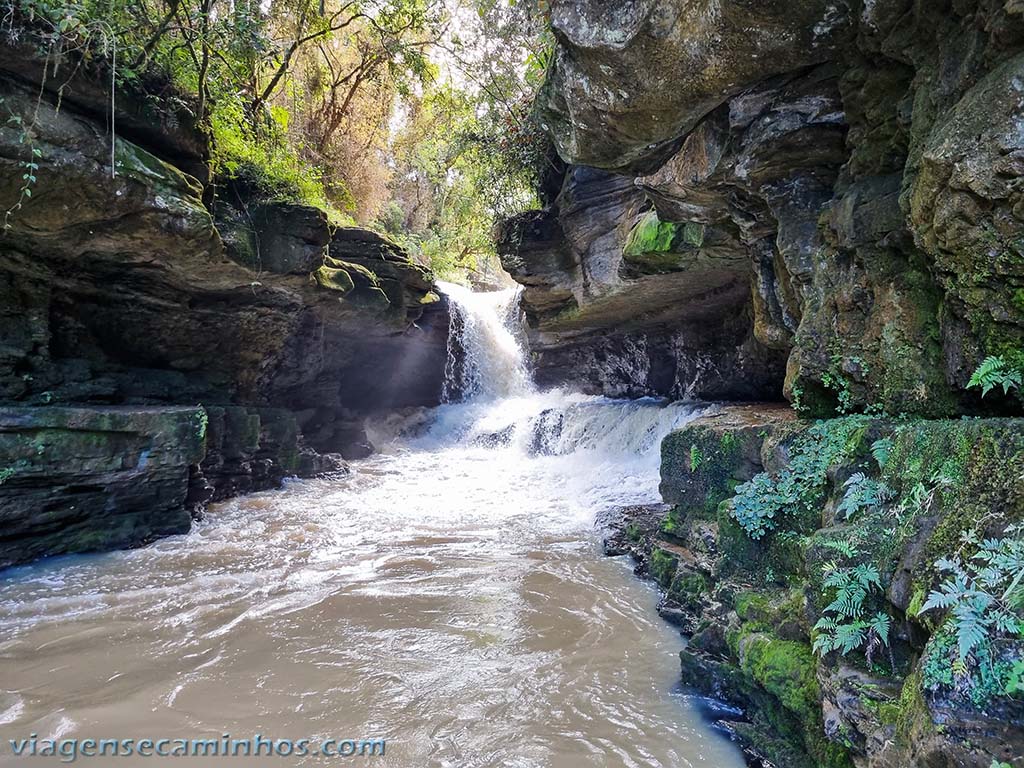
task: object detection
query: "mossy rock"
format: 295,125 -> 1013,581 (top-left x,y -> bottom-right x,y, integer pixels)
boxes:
667,568 -> 709,608
660,405 -> 799,539
623,211 -> 684,256
312,265 -> 355,294
735,631 -> 853,767
649,546 -> 679,589
882,418 -> 1024,604
718,499 -> 811,581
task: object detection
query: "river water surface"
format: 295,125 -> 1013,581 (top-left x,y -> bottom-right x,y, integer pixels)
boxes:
0,285 -> 745,768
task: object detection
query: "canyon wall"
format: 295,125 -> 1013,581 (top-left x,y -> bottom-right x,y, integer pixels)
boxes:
547,2 -> 1024,765
0,53 -> 448,568
503,0 -> 1024,417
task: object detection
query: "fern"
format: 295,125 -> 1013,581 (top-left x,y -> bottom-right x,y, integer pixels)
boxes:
870,437 -> 893,469
821,539 -> 860,559
919,524 -> 1024,663
813,560 -> 891,666
967,355 -> 1022,397
837,473 -> 893,520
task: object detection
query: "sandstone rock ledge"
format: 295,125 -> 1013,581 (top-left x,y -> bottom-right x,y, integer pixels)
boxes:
0,405 -> 345,569
0,406 -> 204,569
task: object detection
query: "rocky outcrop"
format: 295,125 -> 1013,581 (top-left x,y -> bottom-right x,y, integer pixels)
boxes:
0,406 -> 205,569
540,0 -> 851,172
504,0 -> 1024,416
498,167 -> 788,399
607,406 -> 1024,767
0,50 -> 448,566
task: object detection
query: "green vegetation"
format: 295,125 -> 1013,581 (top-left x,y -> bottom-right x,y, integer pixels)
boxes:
812,556 -> 892,666
730,416 -> 871,539
688,443 -> 702,472
623,211 -> 680,256
836,473 -> 892,521
1,101 -> 41,230
968,355 -> 1023,398
6,0 -> 552,278
917,524 -> 1024,705
820,352 -> 860,414
919,525 -> 1024,661
649,547 -> 678,588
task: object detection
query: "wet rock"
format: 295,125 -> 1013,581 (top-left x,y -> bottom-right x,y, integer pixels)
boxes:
0,406 -> 205,568
196,406 -> 348,504
528,0 -> 1024,417
0,42 -> 209,182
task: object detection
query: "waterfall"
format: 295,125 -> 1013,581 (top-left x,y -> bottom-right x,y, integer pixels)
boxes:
438,281 -> 532,402
375,281 -> 710,490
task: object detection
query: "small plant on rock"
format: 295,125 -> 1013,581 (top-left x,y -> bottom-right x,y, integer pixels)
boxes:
919,524 -> 1024,662
918,525 -> 1024,707
813,558 -> 894,669
837,472 -> 893,521
870,437 -> 893,469
730,416 -> 871,539
967,355 -> 1023,398
689,443 -> 702,472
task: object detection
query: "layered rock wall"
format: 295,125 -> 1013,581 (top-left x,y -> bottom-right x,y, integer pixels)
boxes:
0,51 -> 448,566
609,406 -> 1024,767
503,0 -> 1024,416
537,2 -> 1024,765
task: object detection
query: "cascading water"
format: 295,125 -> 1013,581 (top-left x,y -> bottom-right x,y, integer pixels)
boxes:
0,285 -> 744,768
439,280 -> 532,402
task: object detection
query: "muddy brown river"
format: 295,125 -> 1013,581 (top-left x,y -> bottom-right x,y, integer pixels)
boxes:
0,285 -> 746,768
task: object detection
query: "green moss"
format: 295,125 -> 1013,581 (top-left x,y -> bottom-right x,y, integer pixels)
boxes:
625,522 -> 642,542
735,591 -> 773,622
660,422 -> 751,529
623,210 -> 681,256
313,265 -> 355,294
649,547 -> 678,589
668,569 -> 709,606
882,419 -> 1024,593
1012,288 -> 1024,314
861,695 -> 901,727
894,670 -> 933,746
737,632 -> 852,767
681,221 -> 705,247
659,514 -> 682,538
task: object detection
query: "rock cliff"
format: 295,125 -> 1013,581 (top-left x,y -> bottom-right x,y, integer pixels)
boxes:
527,1 -> 1024,765
0,51 -> 448,567
608,407 -> 1024,767
503,0 -> 1024,416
